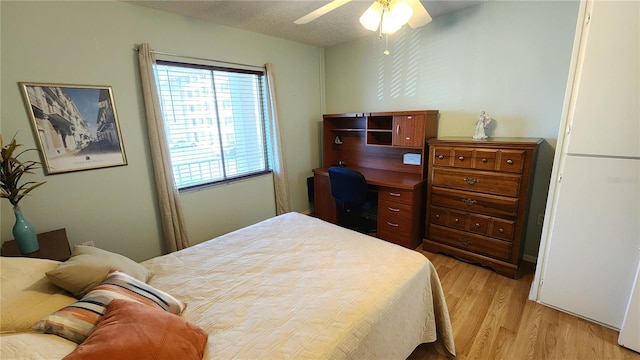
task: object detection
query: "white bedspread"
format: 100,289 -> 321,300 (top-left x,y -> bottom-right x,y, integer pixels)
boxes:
1,212 -> 454,359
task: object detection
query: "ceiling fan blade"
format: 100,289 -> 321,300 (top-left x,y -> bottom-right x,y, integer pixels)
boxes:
406,0 -> 432,28
294,0 -> 353,25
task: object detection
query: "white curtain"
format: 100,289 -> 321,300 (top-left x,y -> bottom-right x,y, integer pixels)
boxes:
137,43 -> 190,252
265,63 -> 291,215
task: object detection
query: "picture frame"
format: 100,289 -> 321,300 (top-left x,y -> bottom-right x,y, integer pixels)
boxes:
19,82 -> 127,175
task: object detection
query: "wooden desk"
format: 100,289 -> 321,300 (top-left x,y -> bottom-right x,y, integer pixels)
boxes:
314,110 -> 438,249
313,166 -> 426,249
1,228 -> 71,261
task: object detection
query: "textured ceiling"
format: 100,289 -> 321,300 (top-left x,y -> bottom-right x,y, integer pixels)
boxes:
125,0 -> 485,48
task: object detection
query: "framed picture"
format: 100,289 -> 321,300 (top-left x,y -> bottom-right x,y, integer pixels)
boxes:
19,83 -> 127,175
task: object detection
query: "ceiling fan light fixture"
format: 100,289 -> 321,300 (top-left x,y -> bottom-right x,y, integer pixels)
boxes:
359,0 -> 413,34
359,2 -> 384,32
382,1 -> 413,33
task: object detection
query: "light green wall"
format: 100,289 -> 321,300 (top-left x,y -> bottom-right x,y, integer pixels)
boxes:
0,1 -> 322,261
324,1 -> 580,259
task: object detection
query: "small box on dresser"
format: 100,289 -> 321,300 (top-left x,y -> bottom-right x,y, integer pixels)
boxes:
423,137 -> 542,278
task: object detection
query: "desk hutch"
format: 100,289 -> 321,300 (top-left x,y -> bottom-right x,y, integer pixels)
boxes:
313,110 -> 438,249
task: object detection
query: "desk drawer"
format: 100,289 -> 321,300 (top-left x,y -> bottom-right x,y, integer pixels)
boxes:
379,187 -> 414,206
378,219 -> 412,246
379,199 -> 413,219
432,168 -> 521,197
429,224 -> 511,261
431,187 -> 519,218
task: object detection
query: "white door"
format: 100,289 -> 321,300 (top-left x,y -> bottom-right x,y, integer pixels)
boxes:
619,261 -> 640,351
538,156 -> 640,328
566,0 -> 639,157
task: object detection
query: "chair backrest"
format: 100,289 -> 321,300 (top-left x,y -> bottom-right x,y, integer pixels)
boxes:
328,166 -> 368,209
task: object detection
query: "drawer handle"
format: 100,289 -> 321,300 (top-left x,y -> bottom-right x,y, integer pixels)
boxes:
474,223 -> 481,228
481,158 -> 488,163
461,198 -> 477,206
498,228 -> 505,233
506,159 -> 514,165
388,192 -> 401,197
464,177 -> 479,185
435,214 -> 440,219
458,156 -> 465,161
386,222 -> 399,227
438,155 -> 444,160
459,239 -> 472,246
388,207 -> 400,212
454,218 -> 460,223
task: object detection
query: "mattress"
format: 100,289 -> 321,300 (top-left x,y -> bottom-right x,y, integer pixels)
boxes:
1,212 -> 454,359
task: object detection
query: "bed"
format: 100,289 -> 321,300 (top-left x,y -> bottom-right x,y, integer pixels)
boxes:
0,212 -> 455,359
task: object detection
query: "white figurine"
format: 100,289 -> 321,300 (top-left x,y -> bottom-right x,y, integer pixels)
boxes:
473,111 -> 491,140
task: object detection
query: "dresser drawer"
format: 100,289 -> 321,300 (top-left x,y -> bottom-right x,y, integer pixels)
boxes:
429,206 -> 448,226
490,218 -> 516,241
433,148 -> 454,166
379,187 -> 414,206
429,224 -> 512,261
468,213 -> 492,236
497,150 -> 525,173
446,209 -> 468,230
431,187 -> 519,218
432,147 -> 525,174
432,168 -> 521,197
433,147 -> 473,168
474,150 -> 498,171
429,206 -> 515,241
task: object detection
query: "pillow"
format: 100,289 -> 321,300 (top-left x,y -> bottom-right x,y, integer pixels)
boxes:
46,245 -> 152,297
62,299 -> 207,360
33,270 -> 186,344
0,257 -> 77,333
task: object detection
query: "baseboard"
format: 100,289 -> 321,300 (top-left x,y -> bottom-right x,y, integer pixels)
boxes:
522,254 -> 537,264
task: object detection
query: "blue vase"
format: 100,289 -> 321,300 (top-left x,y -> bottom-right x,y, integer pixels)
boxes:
12,207 -> 39,254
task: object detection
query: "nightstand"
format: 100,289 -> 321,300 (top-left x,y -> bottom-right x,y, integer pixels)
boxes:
1,228 -> 71,261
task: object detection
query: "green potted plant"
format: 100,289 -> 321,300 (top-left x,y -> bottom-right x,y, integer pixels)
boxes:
0,134 -> 46,254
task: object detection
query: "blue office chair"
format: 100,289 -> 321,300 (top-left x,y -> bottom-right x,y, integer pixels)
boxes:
328,166 -> 377,233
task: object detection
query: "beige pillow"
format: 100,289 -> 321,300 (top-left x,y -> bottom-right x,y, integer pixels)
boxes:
45,245 -> 152,298
1,257 -> 77,333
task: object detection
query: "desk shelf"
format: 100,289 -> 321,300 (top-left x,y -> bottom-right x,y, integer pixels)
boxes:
366,131 -> 392,146
331,128 -> 365,132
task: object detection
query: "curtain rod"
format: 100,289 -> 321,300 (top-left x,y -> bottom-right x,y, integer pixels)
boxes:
134,47 -> 265,70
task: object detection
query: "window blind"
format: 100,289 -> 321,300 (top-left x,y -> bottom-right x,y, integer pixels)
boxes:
154,61 -> 270,189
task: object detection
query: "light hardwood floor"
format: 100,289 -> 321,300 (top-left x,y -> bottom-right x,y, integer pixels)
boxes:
408,250 -> 640,360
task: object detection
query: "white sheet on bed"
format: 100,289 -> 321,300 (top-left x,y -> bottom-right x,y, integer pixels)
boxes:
0,212 -> 454,359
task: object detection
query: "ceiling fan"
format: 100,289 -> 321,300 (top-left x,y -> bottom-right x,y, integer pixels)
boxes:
294,0 -> 432,35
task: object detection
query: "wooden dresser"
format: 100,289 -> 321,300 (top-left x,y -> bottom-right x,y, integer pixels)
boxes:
423,137 -> 542,277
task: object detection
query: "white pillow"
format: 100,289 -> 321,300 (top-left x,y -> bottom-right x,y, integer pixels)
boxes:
0,257 -> 77,333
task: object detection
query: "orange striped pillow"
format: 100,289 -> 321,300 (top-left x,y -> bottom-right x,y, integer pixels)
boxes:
33,270 -> 186,344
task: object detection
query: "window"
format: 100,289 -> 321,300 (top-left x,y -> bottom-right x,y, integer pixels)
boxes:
154,61 -> 271,190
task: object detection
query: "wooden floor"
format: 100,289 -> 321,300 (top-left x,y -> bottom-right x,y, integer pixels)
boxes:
408,250 -> 640,360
